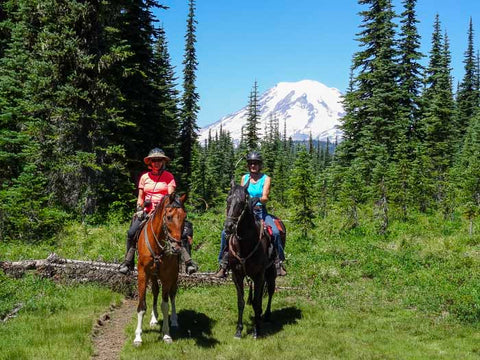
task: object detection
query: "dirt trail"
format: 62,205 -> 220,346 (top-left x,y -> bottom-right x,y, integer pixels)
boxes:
91,298 -> 137,360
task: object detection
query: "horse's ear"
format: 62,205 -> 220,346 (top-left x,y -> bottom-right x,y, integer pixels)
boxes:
230,178 -> 235,188
179,192 -> 188,204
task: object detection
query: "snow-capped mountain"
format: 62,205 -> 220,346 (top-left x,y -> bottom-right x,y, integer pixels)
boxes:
198,79 -> 344,143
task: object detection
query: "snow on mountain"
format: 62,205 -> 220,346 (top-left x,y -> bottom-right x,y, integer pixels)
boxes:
198,79 -> 344,144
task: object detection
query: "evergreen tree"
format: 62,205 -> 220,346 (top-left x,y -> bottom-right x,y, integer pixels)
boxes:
179,0 -> 200,188
398,0 -> 424,139
457,18 -> 479,137
245,80 -> 261,151
152,25 -> 180,164
419,16 -> 456,207
289,146 -> 315,237
454,112 -> 480,235
337,0 -> 400,184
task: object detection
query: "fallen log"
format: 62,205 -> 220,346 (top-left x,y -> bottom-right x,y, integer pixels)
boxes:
0,253 -> 228,296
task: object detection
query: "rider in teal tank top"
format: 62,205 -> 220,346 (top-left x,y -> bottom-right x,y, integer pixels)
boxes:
244,173 -> 266,206
215,151 -> 286,278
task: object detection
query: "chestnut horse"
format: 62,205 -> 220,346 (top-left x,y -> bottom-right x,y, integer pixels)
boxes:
134,193 -> 187,346
224,181 -> 279,339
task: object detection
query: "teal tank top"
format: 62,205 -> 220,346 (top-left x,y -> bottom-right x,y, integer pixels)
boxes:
244,173 -> 266,200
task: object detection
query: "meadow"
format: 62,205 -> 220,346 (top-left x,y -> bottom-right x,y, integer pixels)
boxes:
0,207 -> 479,359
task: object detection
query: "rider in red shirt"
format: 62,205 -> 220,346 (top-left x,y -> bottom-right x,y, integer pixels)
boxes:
119,148 -> 197,274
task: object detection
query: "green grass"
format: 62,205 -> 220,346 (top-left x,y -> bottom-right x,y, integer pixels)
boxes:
1,208 -> 479,359
0,274 -> 123,360
119,285 -> 479,360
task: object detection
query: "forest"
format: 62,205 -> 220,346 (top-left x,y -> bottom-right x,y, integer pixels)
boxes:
0,0 -> 479,358
0,0 -> 479,241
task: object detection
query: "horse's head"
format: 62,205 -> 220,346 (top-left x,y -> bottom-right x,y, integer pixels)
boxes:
162,193 -> 187,251
224,179 -> 249,234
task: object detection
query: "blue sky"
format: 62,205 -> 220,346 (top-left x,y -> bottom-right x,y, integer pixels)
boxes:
156,0 -> 480,128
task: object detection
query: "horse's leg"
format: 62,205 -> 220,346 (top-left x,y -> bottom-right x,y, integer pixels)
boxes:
150,276 -> 159,327
252,273 -> 265,339
263,266 -> 276,322
161,286 -> 172,343
135,266 -> 148,346
169,283 -> 179,328
232,270 -> 245,339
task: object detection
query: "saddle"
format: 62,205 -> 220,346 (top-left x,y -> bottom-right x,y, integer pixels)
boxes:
133,215 -> 150,243
261,215 -> 286,260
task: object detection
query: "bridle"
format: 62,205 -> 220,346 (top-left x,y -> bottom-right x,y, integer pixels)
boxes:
225,191 -> 248,236
225,187 -> 263,273
144,195 -> 184,264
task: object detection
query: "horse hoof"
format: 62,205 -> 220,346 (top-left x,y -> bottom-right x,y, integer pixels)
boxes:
163,335 -> 173,344
234,332 -> 242,339
133,340 -> 142,347
149,320 -> 158,328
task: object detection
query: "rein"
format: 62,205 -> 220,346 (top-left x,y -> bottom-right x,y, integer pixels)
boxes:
143,196 -> 183,265
227,200 -> 264,275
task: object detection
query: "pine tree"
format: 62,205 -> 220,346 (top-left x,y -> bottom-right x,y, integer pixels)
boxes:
289,146 -> 315,237
457,18 -> 478,138
419,16 -> 456,208
337,0 -> 401,185
245,80 -> 261,151
179,0 -> 200,188
454,112 -> 480,235
398,0 -> 424,139
152,25 -> 180,164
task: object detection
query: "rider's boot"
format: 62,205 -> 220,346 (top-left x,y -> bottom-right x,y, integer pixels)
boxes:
215,251 -> 229,278
179,246 -> 198,275
275,258 -> 287,276
119,246 -> 136,274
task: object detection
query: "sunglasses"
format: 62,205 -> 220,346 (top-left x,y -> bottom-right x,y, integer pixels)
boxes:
248,161 -> 260,166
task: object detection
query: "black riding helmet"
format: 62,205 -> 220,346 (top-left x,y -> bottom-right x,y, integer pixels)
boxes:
246,151 -> 262,163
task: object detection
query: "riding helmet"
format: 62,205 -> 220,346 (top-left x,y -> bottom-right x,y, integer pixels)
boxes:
246,151 -> 262,163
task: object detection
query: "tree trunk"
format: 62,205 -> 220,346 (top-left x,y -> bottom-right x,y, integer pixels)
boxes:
0,253 -> 227,296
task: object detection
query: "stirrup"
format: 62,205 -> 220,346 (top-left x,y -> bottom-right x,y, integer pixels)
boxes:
275,261 -> 286,276
214,267 -> 227,278
186,261 -> 198,275
118,261 -> 133,274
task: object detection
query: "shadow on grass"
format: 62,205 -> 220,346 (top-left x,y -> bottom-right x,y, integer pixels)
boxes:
254,306 -> 302,338
170,309 -> 220,348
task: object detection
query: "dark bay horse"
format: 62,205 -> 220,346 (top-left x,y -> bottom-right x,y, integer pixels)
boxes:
224,181 -> 277,339
134,193 -> 187,346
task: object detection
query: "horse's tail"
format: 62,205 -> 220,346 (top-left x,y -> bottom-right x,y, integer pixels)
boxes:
247,280 -> 253,305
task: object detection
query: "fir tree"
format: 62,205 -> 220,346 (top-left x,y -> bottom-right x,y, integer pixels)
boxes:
245,80 -> 261,151
454,112 -> 480,235
152,25 -> 180,165
457,18 -> 479,138
419,16 -> 456,207
398,0 -> 424,139
338,0 -> 401,184
289,146 -> 315,237
179,0 -> 200,188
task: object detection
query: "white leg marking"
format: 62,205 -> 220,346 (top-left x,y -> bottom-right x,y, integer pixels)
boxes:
150,309 -> 158,327
134,310 -> 145,346
163,334 -> 173,344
